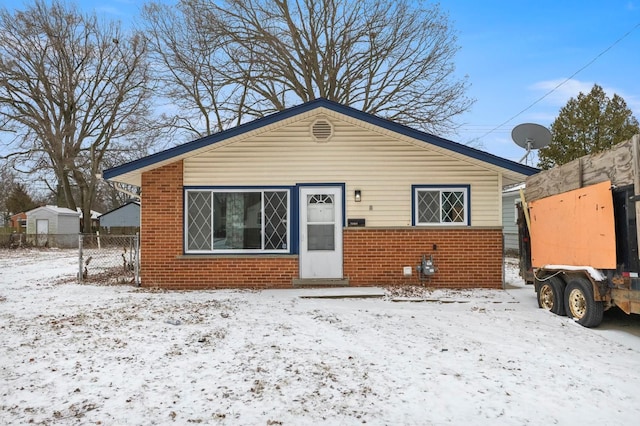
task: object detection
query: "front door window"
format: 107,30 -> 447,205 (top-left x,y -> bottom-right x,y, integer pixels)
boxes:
307,194 -> 335,250
299,187 -> 343,279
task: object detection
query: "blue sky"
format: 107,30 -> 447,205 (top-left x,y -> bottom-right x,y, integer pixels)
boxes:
446,0 -> 640,163
3,0 -> 639,164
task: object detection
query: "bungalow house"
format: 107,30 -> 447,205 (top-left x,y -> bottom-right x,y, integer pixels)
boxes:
103,98 -> 538,290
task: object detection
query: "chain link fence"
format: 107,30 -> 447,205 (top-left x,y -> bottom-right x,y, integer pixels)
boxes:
0,233 -> 78,248
0,233 -> 23,248
78,234 -> 139,286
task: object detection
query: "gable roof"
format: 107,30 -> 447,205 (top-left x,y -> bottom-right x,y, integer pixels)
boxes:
98,200 -> 140,219
103,98 -> 538,185
26,205 -> 80,217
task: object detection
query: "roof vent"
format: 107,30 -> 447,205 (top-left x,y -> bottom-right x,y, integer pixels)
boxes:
311,119 -> 333,142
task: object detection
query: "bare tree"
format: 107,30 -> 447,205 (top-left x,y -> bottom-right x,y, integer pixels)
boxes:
142,0 -> 473,135
142,1 -> 249,139
0,164 -> 17,224
0,0 -> 153,232
98,134 -> 157,210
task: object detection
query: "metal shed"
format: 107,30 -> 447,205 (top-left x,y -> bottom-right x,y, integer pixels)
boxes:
25,205 -> 80,248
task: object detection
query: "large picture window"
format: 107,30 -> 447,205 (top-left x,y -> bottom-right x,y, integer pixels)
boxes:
185,189 -> 289,253
414,186 -> 469,226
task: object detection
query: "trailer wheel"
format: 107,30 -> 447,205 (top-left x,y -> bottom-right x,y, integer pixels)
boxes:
564,277 -> 603,328
537,276 -> 565,316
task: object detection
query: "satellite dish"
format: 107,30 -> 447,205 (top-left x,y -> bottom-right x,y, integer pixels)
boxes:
511,123 -> 551,165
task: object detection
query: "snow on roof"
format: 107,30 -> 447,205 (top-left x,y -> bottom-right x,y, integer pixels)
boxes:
26,205 -> 80,216
76,207 -> 101,220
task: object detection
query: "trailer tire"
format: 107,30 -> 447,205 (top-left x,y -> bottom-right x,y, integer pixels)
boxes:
564,277 -> 603,328
536,276 -> 565,316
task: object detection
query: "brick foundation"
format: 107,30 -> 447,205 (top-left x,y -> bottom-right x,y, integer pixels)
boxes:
140,161 -> 299,289
140,162 -> 503,289
343,228 -> 503,288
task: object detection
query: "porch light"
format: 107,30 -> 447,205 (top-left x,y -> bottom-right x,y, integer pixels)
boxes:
354,190 -> 362,202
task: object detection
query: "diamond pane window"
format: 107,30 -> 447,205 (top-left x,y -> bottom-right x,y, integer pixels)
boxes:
417,191 -> 439,223
185,189 -> 289,253
414,187 -> 468,226
264,191 -> 288,250
187,191 -> 212,250
442,191 -> 465,223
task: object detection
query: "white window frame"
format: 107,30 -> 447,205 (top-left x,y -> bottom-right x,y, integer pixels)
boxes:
413,186 -> 469,226
184,188 -> 290,254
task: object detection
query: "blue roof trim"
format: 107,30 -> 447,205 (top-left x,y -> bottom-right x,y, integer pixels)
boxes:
103,98 -> 539,180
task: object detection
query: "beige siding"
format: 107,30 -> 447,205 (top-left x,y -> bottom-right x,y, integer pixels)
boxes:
183,112 -> 502,226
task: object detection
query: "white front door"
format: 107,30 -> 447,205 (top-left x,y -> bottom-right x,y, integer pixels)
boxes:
299,186 -> 343,279
36,219 -> 49,247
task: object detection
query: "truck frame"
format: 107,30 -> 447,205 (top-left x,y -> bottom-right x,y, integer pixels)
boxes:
519,134 -> 640,327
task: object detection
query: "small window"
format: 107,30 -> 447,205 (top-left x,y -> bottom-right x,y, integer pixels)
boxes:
414,186 -> 469,226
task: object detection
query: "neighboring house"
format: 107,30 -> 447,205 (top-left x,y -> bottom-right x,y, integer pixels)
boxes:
25,205 -> 80,248
103,98 -> 538,290
98,201 -> 140,234
9,212 -> 27,232
502,183 -> 525,255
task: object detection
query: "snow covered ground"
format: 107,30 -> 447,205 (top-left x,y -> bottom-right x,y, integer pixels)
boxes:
1,249 -> 640,425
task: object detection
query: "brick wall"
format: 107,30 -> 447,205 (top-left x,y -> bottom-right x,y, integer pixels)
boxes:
140,162 -> 503,289
343,228 -> 503,288
140,161 -> 298,289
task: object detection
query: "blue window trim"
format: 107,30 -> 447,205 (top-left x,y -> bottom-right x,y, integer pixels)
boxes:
183,185 -> 294,255
411,184 -> 471,226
